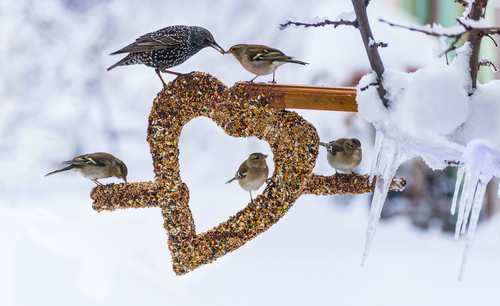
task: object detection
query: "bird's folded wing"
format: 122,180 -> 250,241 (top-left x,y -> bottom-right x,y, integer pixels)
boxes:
112,29 -> 189,54
236,162 -> 249,179
328,143 -> 345,156
72,156 -> 107,167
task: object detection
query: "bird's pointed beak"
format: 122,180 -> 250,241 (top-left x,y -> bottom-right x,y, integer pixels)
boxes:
211,42 -> 225,54
319,142 -> 326,147
356,148 -> 361,153
262,155 -> 268,160
122,176 -> 127,184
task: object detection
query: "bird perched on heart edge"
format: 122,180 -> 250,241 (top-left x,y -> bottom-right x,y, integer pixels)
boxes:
107,25 -> 225,86
45,152 -> 128,185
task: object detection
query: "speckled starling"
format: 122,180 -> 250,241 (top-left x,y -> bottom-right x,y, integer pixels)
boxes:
319,138 -> 362,173
226,44 -> 308,83
108,25 -> 225,86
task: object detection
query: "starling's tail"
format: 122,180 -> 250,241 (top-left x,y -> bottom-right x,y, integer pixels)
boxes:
107,54 -> 134,71
45,165 -> 75,177
225,177 -> 237,184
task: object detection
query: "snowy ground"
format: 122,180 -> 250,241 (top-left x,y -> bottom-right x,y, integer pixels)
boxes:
1,0 -> 499,305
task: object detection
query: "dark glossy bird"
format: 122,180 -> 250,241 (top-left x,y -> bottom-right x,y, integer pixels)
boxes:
108,25 -> 225,86
319,138 -> 362,173
226,44 -> 308,83
45,152 -> 128,185
226,152 -> 269,203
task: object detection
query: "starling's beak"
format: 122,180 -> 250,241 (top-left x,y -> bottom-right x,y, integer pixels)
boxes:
356,147 -> 361,153
319,142 -> 326,147
211,42 -> 225,54
262,155 -> 268,160
122,176 -> 127,184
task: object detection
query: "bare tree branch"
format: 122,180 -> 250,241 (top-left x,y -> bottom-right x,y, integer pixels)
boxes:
379,19 -> 465,38
455,0 -> 470,7
279,19 -> 357,30
466,0 -> 489,92
351,0 -> 389,107
381,15 -> 500,68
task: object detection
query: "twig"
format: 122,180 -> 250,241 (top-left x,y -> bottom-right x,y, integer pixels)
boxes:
455,0 -> 470,7
370,41 -> 388,48
279,19 -> 357,30
479,58 -> 498,72
379,19 -> 465,38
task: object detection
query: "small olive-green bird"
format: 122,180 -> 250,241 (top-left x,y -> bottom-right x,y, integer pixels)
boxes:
45,152 -> 128,185
226,44 -> 308,83
226,152 -> 269,202
319,138 -> 362,173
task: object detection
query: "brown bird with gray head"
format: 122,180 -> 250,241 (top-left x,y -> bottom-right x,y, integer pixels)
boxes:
226,44 -> 308,83
226,152 -> 269,203
45,152 -> 128,185
319,138 -> 362,173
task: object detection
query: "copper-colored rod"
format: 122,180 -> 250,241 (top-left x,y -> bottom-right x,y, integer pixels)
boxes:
235,82 -> 358,112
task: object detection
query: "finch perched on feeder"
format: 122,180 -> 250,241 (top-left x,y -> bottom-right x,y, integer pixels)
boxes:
319,138 -> 362,173
226,44 -> 308,83
45,152 -> 128,185
226,152 -> 269,202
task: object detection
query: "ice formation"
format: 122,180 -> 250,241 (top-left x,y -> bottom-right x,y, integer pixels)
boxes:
357,42 -> 500,279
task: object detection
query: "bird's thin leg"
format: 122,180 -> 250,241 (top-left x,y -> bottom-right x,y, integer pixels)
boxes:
249,75 -> 259,83
93,179 -> 103,186
249,190 -> 253,203
271,72 -> 276,84
161,69 -> 182,76
155,69 -> 167,87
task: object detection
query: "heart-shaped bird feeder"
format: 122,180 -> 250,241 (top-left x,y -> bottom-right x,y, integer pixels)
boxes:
90,72 -> 405,275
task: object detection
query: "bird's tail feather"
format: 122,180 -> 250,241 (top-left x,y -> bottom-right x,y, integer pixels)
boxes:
107,54 -> 134,71
45,165 -> 74,177
284,58 -> 308,65
225,177 -> 237,184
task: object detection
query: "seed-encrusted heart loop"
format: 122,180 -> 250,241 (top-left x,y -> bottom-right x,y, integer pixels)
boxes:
90,72 -> 405,275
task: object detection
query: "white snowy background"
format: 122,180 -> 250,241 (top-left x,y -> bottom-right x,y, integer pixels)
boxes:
1,0 -> 499,305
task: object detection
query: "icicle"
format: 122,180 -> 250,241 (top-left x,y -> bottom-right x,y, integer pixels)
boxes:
369,129 -> 384,183
460,173 -> 477,236
458,179 -> 487,281
454,172 -> 473,240
361,135 -> 408,266
450,167 -> 464,215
